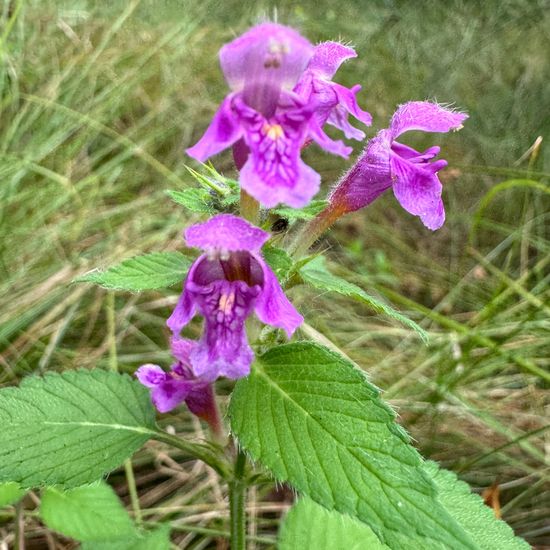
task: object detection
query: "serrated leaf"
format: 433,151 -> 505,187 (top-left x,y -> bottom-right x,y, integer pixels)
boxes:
262,245 -> 293,281
81,525 -> 171,550
299,256 -> 428,342
425,462 -> 529,550
230,342 -> 475,549
0,370 -> 156,488
75,252 -> 191,291
166,188 -> 216,213
41,482 -> 135,541
0,482 -> 24,507
279,497 -> 390,550
274,200 -> 327,221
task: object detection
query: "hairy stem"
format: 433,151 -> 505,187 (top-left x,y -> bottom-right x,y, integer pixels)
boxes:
153,431 -> 230,478
230,448 -> 248,550
288,202 -> 346,258
240,188 -> 260,225
202,384 -> 227,445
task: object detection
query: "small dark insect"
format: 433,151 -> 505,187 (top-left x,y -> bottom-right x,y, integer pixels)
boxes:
270,218 -> 289,233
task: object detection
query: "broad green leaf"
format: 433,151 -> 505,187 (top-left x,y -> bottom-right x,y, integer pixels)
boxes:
230,342 -> 475,549
0,482 -> 24,507
262,245 -> 293,281
0,369 -> 156,488
299,256 -> 428,342
274,200 -> 327,221
166,188 -> 216,213
279,497 -> 390,550
426,462 -> 529,550
81,525 -> 171,550
75,252 -> 191,291
41,482 -> 135,541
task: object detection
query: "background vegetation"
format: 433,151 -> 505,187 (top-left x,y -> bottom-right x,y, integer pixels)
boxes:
1,0 -> 548,547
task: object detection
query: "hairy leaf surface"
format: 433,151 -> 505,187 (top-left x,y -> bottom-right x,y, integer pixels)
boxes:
426,462 -> 529,550
274,200 -> 327,221
279,496 -> 389,549
230,342 -> 474,549
262,245 -> 293,281
75,252 -> 191,291
41,482 -> 135,541
166,188 -> 216,213
0,370 -> 156,488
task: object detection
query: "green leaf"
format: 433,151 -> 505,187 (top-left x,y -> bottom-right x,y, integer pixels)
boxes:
0,482 -> 24,507
274,200 -> 327,221
75,252 -> 191,291
230,342 -> 475,549
166,188 -> 216,214
81,525 -> 171,550
299,256 -> 428,342
279,497 -> 390,550
426,462 -> 529,550
0,369 -> 156,488
41,482 -> 135,541
262,245 -> 293,281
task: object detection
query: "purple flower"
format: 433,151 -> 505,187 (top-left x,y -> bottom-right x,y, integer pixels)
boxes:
329,101 -> 468,230
136,336 -> 214,416
294,41 -> 372,141
186,24 -> 370,208
167,214 -> 303,381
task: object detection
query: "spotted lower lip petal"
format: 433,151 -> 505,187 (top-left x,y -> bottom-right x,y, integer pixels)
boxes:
166,214 -> 303,381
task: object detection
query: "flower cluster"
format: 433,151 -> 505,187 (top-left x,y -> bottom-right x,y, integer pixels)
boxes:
186,23 -> 372,208
137,22 -> 466,415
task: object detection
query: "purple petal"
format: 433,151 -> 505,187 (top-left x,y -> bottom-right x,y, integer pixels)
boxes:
135,364 -> 167,388
306,41 -> 357,79
166,272 -> 197,335
170,336 -> 194,367
240,154 -> 320,208
186,95 -> 243,162
191,329 -> 254,381
151,378 -> 194,413
329,130 -> 393,213
220,23 -> 313,116
327,83 -> 372,135
185,214 -> 269,252
390,153 -> 446,230
185,383 -> 217,420
390,101 -> 468,139
254,258 -> 303,338
392,142 -> 440,161
189,279 -> 259,380
235,98 -> 321,208
309,120 -> 353,158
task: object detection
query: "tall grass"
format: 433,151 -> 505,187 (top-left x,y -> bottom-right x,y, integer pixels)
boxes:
0,0 -> 548,547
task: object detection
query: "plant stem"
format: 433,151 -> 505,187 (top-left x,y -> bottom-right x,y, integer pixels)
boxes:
229,448 -> 247,550
201,383 -> 226,446
124,459 -> 142,525
289,202 -> 346,258
240,189 -> 259,225
153,431 -> 230,478
14,500 -> 25,550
